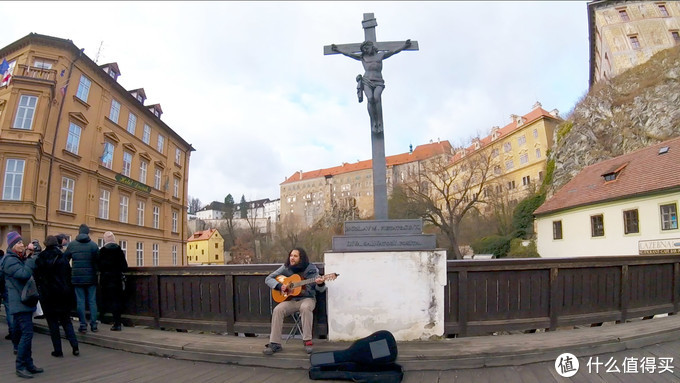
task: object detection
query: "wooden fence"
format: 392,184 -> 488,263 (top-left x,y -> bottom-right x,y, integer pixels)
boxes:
120,255 -> 679,338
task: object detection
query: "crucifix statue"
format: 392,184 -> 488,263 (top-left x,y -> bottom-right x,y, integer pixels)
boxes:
324,13 -> 418,220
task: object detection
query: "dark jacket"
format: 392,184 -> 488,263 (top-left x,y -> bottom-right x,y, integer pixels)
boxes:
34,245 -> 75,315
0,249 -> 37,314
97,242 -> 128,290
265,263 -> 326,300
64,233 -> 99,285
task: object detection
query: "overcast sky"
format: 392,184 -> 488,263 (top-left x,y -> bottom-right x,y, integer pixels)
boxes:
3,1 -> 590,206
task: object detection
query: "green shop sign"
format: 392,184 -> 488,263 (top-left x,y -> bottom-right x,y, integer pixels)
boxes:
115,174 -> 151,193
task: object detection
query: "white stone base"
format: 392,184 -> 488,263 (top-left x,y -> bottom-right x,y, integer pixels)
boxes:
323,250 -> 446,341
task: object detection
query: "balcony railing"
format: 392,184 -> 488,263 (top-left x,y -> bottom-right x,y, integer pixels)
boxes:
120,255 -> 680,338
14,64 -> 57,84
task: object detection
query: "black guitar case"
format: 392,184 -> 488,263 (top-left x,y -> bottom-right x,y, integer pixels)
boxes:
309,330 -> 403,382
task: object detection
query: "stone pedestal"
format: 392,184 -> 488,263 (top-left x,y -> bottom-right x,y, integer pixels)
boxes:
323,250 -> 446,341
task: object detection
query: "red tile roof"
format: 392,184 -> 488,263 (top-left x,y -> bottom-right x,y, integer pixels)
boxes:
534,136 -> 680,216
187,228 -> 217,242
280,141 -> 453,185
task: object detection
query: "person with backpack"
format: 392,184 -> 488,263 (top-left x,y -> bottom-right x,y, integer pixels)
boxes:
63,224 -> 99,333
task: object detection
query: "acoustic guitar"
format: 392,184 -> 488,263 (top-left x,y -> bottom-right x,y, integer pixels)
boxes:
271,273 -> 339,303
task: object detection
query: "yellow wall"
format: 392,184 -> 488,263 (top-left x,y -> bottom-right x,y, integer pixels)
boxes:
187,231 -> 224,265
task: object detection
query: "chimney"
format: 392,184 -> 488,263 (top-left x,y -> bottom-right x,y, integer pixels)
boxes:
550,109 -> 559,118
532,101 -> 542,110
299,171 -> 302,180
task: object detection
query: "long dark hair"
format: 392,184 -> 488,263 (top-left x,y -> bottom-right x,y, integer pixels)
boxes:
284,247 -> 309,270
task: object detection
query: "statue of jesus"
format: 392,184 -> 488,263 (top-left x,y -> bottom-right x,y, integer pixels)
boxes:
331,39 -> 412,134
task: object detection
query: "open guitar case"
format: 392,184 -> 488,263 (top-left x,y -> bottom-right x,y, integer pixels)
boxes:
309,330 -> 404,383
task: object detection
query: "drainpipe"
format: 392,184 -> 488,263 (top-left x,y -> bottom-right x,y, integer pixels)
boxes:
44,48 -> 84,238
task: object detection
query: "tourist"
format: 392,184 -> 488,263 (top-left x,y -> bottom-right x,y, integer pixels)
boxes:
1,231 -> 44,378
64,224 -> 99,333
263,248 -> 328,355
97,231 -> 128,331
34,235 -> 79,357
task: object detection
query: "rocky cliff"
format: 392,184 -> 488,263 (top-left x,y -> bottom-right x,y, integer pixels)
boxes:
549,45 -> 680,193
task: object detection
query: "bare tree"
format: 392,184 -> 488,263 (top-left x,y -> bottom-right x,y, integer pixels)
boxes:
188,196 -> 203,214
222,194 -> 236,250
399,147 -> 495,259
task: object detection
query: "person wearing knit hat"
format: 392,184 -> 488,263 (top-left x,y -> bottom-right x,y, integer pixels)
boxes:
64,223 -> 99,333
97,231 -> 128,331
1,231 -> 44,377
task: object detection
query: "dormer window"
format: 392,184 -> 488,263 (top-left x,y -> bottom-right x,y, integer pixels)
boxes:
100,63 -> 121,81
137,94 -> 143,102
603,173 -> 617,182
601,163 -> 628,182
108,70 -> 117,79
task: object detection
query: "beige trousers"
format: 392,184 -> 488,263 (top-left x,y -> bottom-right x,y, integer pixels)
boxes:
269,297 -> 316,344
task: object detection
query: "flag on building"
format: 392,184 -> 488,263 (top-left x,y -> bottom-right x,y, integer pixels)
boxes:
1,59 -> 15,86
0,59 -> 8,75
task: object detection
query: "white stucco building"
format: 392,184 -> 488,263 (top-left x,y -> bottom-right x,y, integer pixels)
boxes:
535,137 -> 680,257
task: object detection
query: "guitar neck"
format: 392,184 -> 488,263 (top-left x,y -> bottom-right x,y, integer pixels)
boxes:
291,275 -> 331,288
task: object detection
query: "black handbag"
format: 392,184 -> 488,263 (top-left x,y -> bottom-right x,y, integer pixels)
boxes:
21,276 -> 40,306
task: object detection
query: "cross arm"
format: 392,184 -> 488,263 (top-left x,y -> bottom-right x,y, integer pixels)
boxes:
324,40 -> 419,55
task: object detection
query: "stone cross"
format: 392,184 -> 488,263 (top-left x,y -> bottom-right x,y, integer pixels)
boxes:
324,13 -> 418,220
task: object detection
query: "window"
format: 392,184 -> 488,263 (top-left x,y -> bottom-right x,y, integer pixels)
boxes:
173,177 -> 179,198
99,189 -> 110,219
522,175 -> 531,186
143,124 -> 151,144
101,141 -> 114,169
215,243 -> 218,249
120,240 -> 127,259
507,180 -> 516,190
504,142 -> 512,153
591,214 -> 605,237
517,135 -> 526,146
172,245 -> 177,266
157,134 -> 165,153
519,153 -> 529,165
172,210 -> 178,232
494,165 -> 501,175
119,195 -> 129,223
175,148 -> 181,164
3,159 -> 25,200
153,205 -> 160,229
660,203 -> 678,230
491,148 -> 499,158
623,209 -> 639,234
553,220 -> 563,240
139,160 -> 148,184
152,243 -> 159,266
66,122 -> 82,155
136,242 -> 144,266
76,75 -> 91,102
33,59 -> 52,69
505,159 -> 514,171
539,171 -> 544,181
137,201 -> 145,226
629,35 -> 641,49
109,99 -> 121,123
98,238 -> 105,248
672,31 -> 680,44
127,113 -> 137,135
535,148 -> 541,159
154,168 -> 162,189
619,9 -> 630,21
108,69 -> 117,79
659,4 -> 669,17
13,95 -> 38,130
60,177 -> 75,212
122,151 -> 132,177
533,129 -> 538,139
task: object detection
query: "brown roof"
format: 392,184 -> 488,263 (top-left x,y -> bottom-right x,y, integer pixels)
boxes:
534,136 -> 680,216
280,140 -> 453,185
186,228 -> 217,242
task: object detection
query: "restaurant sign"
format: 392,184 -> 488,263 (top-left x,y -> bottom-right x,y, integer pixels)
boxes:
638,238 -> 680,255
115,174 -> 151,193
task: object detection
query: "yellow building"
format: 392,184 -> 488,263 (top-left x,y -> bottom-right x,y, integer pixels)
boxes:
186,229 -> 224,265
0,33 -> 194,266
280,141 -> 453,228
446,103 -> 561,211
588,0 -> 680,85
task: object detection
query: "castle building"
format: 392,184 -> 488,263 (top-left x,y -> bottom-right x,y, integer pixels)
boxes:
588,0 -> 680,85
279,141 -> 454,228
0,33 -> 194,266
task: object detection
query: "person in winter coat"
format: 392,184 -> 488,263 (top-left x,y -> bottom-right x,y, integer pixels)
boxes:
34,235 -> 79,357
1,231 -> 44,378
63,224 -> 99,333
1,249 -> 14,342
97,231 -> 128,331
263,248 -> 329,355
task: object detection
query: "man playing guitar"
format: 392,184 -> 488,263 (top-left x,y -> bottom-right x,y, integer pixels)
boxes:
264,248 -> 328,355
